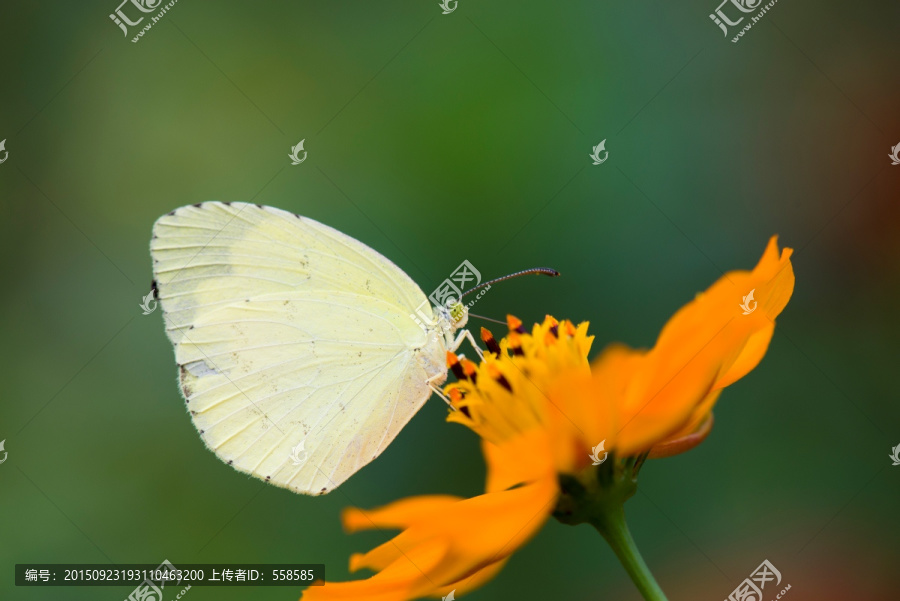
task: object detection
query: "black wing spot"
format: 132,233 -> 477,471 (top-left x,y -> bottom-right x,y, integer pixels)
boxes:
228,460 -> 234,465
179,366 -> 193,398
193,203 -> 202,208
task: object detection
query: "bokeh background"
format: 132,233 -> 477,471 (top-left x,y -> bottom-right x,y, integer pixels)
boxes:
1,1 -> 898,599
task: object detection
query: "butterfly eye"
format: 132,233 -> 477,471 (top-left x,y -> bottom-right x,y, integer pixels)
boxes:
449,301 -> 468,327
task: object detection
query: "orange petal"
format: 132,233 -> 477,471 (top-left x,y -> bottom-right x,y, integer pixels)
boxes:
647,411 -> 715,458
713,323 -> 774,390
594,237 -> 794,456
343,496 -> 461,535
306,475 -> 557,601
435,556 -> 510,598
545,367 -> 619,473
302,539 -> 447,601
482,426 -> 557,493
609,342 -> 721,456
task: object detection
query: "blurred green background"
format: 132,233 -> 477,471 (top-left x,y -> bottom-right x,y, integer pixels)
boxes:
1,1 -> 899,599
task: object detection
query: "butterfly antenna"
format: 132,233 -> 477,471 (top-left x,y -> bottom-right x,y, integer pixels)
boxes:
460,267 -> 560,298
467,312 -> 507,325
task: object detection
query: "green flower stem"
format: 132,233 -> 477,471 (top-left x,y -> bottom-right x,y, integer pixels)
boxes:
589,503 -> 668,601
554,453 -> 668,601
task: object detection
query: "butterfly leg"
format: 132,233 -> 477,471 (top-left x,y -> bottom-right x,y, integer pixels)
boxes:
447,329 -> 484,361
426,372 -> 456,411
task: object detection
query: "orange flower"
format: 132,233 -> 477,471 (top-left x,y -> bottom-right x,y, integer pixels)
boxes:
301,237 -> 794,601
587,234 -> 795,459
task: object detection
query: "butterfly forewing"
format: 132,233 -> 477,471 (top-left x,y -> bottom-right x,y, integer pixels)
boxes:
151,202 -> 446,494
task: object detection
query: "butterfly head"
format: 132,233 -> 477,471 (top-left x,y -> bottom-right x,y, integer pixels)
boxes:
448,300 -> 469,328
434,299 -> 469,340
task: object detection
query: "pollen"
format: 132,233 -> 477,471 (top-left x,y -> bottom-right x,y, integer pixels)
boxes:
546,315 -> 559,338
487,363 -> 512,391
508,331 -> 525,355
447,351 -> 465,379
461,359 -> 479,383
507,315 -> 525,334
447,387 -> 471,417
444,314 -> 595,446
481,327 -> 502,354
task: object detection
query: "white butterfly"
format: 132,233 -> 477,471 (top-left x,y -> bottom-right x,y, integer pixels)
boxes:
150,202 -> 485,495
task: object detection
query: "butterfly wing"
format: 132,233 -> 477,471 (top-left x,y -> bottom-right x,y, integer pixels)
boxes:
151,202 -> 446,494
